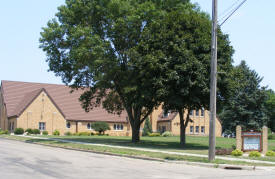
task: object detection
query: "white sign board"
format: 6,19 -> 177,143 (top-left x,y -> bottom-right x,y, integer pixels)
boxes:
243,137 -> 261,150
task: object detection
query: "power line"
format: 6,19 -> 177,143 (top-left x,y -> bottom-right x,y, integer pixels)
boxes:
219,0 -> 247,26
218,0 -> 241,19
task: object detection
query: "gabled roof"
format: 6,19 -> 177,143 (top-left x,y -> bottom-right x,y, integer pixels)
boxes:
1,80 -> 128,123
11,88 -> 66,118
157,111 -> 178,122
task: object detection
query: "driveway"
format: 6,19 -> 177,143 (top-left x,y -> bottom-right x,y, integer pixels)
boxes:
0,138 -> 274,179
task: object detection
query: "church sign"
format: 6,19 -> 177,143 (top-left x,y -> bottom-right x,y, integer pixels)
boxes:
242,132 -> 262,151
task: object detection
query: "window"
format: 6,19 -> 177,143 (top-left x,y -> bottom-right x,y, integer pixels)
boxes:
87,123 -> 91,130
114,124 -> 124,130
189,110 -> 194,116
39,122 -> 46,131
195,109 -> 199,116
190,126 -> 194,133
195,126 -> 199,133
201,126 -> 205,133
66,122 -> 71,128
163,110 -> 170,118
201,108 -> 204,116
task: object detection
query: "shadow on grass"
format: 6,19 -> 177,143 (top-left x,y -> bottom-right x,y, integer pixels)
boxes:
44,136 -> 211,151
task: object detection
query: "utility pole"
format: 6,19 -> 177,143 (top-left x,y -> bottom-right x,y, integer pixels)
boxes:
209,0 -> 218,161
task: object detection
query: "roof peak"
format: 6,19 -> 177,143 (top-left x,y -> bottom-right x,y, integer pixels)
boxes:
1,80 -> 67,87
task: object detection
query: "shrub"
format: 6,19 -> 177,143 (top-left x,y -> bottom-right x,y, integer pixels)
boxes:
42,131 -> 48,135
231,149 -> 243,156
0,130 -> 9,135
78,132 -> 91,136
33,129 -> 40,135
162,131 -> 173,137
14,128 -> 24,135
91,122 -> 110,135
216,148 -> 233,155
148,132 -> 161,137
65,131 -> 72,136
249,151 -> 261,157
25,128 -> 33,134
266,150 -> 275,157
53,130 -> 60,136
268,133 -> 275,140
142,117 -> 152,136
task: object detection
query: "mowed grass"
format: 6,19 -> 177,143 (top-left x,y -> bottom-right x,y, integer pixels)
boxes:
47,135 -> 275,154
46,135 -> 235,154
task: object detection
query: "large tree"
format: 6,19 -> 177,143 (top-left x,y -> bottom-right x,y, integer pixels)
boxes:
219,61 -> 268,134
39,0 -> 190,142
264,90 -> 275,132
136,5 -> 234,146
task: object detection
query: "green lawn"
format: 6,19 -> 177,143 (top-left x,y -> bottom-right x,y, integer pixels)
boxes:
46,135 -> 232,154
2,135 -> 275,166
45,135 -> 275,154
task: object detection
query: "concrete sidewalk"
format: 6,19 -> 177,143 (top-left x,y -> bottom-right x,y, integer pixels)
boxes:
19,135 -> 275,165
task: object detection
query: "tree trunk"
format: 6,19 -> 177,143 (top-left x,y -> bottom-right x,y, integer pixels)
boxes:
179,109 -> 186,147
131,121 -> 141,143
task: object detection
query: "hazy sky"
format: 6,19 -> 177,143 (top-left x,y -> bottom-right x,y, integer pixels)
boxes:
1,0 -> 274,90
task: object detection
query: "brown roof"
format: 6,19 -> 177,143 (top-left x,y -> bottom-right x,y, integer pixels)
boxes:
157,111 -> 178,122
1,80 -> 128,123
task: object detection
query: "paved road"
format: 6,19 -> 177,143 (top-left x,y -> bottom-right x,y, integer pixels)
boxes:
0,138 -> 274,179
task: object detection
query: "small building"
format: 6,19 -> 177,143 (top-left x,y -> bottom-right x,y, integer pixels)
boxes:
0,80 -> 130,136
150,106 -> 222,137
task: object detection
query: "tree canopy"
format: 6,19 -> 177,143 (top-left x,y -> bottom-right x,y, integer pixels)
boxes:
219,61 -> 268,134
40,0 -> 193,142
265,90 -> 275,132
136,4 -> 234,145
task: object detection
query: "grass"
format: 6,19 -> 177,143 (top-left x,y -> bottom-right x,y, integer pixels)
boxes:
45,135 -> 236,155
1,135 -> 275,167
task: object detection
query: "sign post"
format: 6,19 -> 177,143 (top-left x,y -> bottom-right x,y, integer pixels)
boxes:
236,125 -> 268,154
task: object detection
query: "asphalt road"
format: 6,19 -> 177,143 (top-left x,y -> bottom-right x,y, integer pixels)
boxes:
0,138 -> 274,179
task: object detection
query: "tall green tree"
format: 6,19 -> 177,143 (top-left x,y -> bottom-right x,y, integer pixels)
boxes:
265,90 -> 275,132
142,117 -> 152,136
136,5 -> 234,146
219,61 -> 268,134
39,0 -> 190,142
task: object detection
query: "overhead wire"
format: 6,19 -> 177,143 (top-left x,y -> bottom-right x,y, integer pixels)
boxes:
218,0 -> 248,26
218,0 -> 242,19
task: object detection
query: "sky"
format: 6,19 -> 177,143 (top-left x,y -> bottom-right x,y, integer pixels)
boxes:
0,0 -> 275,90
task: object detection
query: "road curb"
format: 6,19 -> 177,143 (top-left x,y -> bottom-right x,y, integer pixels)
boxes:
3,136 -> 274,171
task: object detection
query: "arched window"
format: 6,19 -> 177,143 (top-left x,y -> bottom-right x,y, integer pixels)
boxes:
201,108 -> 205,116
114,124 -> 117,130
87,123 -> 91,129
66,122 -> 71,128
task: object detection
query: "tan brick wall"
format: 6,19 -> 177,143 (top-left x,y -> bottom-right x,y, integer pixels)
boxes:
77,121 -> 130,136
0,89 -> 8,130
155,109 -> 222,137
150,105 -> 163,132
17,91 -> 76,135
